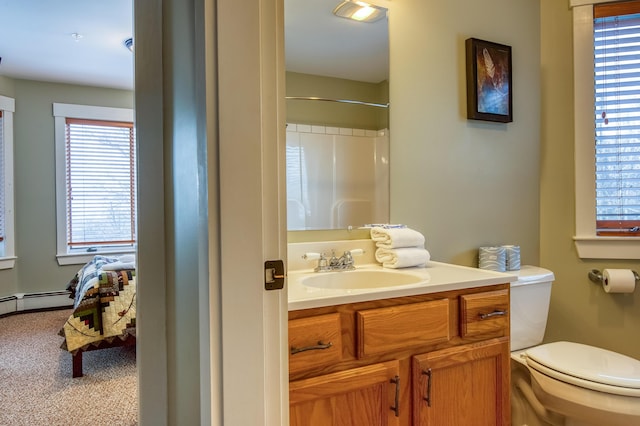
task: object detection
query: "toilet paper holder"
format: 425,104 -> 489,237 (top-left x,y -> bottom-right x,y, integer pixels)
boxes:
588,269 -> 640,284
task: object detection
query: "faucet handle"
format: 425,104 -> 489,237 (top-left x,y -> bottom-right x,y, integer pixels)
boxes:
328,249 -> 339,265
302,252 -> 322,260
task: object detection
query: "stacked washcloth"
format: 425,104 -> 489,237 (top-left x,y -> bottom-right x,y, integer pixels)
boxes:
371,227 -> 430,268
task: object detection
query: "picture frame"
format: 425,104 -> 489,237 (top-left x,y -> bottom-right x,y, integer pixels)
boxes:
465,38 -> 513,123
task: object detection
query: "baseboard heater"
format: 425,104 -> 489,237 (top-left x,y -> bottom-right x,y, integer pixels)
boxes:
0,291 -> 73,316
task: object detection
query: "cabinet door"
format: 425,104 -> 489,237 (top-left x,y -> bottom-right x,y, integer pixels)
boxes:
412,338 -> 510,426
290,360 -> 401,426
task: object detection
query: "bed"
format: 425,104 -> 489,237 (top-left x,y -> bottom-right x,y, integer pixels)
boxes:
59,255 -> 136,378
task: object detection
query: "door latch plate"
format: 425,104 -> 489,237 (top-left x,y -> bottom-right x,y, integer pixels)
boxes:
265,260 -> 285,290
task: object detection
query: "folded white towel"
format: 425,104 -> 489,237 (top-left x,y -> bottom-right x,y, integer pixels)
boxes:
375,247 -> 430,269
370,227 -> 425,249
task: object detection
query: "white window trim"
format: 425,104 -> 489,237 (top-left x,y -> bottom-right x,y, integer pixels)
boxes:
53,103 -> 135,266
572,1 -> 640,259
0,95 -> 16,270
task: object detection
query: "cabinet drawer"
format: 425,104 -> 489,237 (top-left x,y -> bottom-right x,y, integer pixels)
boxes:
357,299 -> 450,358
289,313 -> 343,374
460,289 -> 509,338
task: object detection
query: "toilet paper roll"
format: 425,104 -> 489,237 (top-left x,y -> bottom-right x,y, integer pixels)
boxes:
603,269 -> 636,293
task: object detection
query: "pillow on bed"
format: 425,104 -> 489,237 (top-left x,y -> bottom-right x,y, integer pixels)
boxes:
65,255 -> 120,300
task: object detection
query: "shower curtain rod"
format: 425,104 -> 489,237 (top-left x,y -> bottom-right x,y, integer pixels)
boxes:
285,96 -> 389,109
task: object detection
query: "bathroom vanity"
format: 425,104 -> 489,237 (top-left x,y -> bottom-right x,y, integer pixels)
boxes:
287,243 -> 514,425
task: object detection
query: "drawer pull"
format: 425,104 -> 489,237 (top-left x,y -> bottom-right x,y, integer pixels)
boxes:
479,310 -> 508,320
290,341 -> 333,355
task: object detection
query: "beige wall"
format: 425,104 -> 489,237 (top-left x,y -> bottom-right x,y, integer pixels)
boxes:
389,0 -> 541,266
0,77 -> 133,298
0,76 -> 15,97
540,0 -> 640,359
286,71 -> 388,130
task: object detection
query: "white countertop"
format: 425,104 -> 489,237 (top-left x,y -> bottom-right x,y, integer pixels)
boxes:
288,261 -> 517,311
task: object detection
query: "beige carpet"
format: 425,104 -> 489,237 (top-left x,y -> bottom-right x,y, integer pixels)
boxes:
0,309 -> 137,425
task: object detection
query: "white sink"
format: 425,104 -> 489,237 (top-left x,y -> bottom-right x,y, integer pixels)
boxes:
300,269 -> 425,290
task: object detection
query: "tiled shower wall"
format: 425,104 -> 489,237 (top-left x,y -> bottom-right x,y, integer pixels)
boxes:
286,123 -> 389,230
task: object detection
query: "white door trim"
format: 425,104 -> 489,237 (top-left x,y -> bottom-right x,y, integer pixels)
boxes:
218,0 -> 287,424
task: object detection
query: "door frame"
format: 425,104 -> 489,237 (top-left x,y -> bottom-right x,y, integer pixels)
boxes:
218,0 -> 288,423
135,0 -> 288,424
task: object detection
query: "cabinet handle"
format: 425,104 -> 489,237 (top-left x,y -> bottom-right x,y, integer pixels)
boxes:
479,310 -> 508,320
422,368 -> 432,407
290,341 -> 332,355
390,375 -> 400,417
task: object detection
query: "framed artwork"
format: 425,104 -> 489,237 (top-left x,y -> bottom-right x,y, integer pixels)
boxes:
465,38 -> 513,123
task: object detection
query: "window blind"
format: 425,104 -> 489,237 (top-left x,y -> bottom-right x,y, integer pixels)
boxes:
65,118 -> 136,248
0,110 -> 4,243
594,1 -> 640,235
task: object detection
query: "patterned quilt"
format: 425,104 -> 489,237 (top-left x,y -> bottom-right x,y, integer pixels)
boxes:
59,256 -> 136,353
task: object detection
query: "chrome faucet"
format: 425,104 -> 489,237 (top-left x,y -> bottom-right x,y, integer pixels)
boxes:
304,250 -> 358,272
329,250 -> 354,271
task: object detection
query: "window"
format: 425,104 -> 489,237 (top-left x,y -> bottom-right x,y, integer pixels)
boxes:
0,95 -> 16,269
573,0 -> 640,259
594,2 -> 640,236
54,103 -> 135,265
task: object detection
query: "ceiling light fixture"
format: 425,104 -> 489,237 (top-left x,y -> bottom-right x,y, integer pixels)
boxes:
124,37 -> 134,53
332,1 -> 387,23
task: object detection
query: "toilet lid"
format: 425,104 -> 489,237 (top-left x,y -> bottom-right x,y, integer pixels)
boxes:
525,341 -> 640,397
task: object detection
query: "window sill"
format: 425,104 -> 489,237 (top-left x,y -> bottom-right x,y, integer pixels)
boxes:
574,236 -> 640,259
56,249 -> 135,266
0,256 -> 17,270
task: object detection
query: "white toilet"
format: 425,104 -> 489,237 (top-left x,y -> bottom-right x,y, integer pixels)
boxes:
510,266 -> 640,426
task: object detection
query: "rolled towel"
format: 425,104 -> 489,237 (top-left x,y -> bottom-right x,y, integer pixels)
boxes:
375,247 -> 430,269
370,227 -> 425,249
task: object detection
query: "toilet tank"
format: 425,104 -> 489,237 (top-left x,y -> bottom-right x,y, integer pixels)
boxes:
510,265 -> 555,351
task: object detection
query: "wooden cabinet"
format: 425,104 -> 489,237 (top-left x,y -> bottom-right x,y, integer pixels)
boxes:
288,284 -> 511,425
290,360 -> 401,426
412,338 -> 510,426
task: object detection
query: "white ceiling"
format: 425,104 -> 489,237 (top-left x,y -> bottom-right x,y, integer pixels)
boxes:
285,0 -> 389,83
0,0 -> 388,91
0,0 -> 134,90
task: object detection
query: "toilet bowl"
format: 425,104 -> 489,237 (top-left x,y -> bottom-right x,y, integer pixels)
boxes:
510,266 -> 640,426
